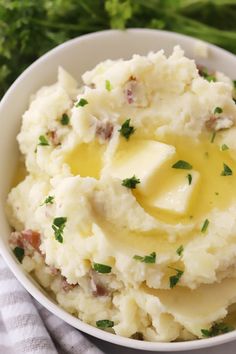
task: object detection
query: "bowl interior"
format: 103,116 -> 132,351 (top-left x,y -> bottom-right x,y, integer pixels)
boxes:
0,29 -> 236,352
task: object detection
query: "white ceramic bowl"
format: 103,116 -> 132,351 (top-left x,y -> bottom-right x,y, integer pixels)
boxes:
0,29 -> 236,352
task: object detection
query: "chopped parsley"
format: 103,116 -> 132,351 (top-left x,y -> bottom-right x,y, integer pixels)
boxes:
105,79 -> 112,91
60,113 -> 69,125
169,267 -> 184,288
75,98 -> 88,107
172,160 -> 192,170
201,322 -> 234,337
199,68 -> 216,82
187,173 -> 192,185
96,319 -> 114,329
122,175 -> 140,189
176,245 -> 184,257
52,217 -> 67,243
41,195 -> 54,206
133,252 -> 156,264
13,246 -> 25,263
118,119 -> 135,140
214,106 -> 223,115
210,131 -> 216,143
38,135 -> 49,146
93,263 -> 112,273
221,163 -> 233,176
221,144 -> 229,151
201,219 -> 209,233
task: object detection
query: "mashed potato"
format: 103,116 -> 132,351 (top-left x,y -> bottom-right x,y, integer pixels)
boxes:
7,46 -> 236,341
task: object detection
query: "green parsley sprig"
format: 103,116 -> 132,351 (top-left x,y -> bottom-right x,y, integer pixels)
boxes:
201,322 -> 234,337
40,195 -> 54,206
75,98 -> 88,107
122,175 -> 140,189
172,160 -> 192,170
52,217 -> 67,243
93,263 -> 112,273
38,135 -> 49,146
118,119 -> 135,140
221,163 -> 233,176
96,319 -> 114,329
201,219 -> 210,233
133,252 -> 156,264
60,113 -> 70,125
176,245 -> 184,257
169,267 -> 184,288
13,246 -> 25,263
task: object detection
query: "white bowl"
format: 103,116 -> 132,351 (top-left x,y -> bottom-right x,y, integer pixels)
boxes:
0,29 -> 236,352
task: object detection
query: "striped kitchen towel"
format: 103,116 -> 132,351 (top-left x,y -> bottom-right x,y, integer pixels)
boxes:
0,256 -> 104,354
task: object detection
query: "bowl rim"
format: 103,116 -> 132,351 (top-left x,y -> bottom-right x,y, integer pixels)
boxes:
1,28 -> 236,352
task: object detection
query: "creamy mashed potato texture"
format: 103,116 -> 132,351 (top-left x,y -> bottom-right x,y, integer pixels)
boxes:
7,46 -> 236,341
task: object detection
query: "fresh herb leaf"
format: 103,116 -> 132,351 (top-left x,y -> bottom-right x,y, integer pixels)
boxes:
201,322 -> 234,337
105,79 -> 112,91
214,106 -> 223,114
169,267 -> 184,288
96,319 -> 114,329
187,173 -> 192,185
93,263 -> 112,273
38,135 -> 49,146
201,219 -> 209,233
211,131 -> 216,143
41,195 -> 54,206
52,217 -> 67,243
221,163 -> 233,176
172,160 -> 192,170
60,113 -> 69,125
133,252 -> 156,264
221,144 -> 229,151
122,175 -> 140,189
13,246 -> 25,263
176,245 -> 184,257
118,119 -> 135,140
75,98 -> 88,107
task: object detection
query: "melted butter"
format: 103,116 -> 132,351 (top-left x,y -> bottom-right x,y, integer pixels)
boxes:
11,158 -> 27,187
134,133 -> 236,224
64,141 -> 105,179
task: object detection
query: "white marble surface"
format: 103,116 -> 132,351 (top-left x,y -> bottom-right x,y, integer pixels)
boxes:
87,335 -> 236,354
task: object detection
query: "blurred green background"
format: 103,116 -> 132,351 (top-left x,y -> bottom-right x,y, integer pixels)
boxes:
0,0 -> 236,97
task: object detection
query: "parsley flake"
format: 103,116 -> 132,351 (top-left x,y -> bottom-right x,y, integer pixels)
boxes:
169,267 -> 184,288
201,219 -> 209,233
13,246 -> 25,263
75,98 -> 88,107
118,119 -> 135,140
105,79 -> 112,91
187,173 -> 192,185
172,160 -> 192,170
133,252 -> 156,264
96,319 -> 114,329
41,195 -> 54,206
211,131 -> 216,143
52,217 -> 67,243
201,322 -> 234,337
221,163 -> 233,176
122,175 -> 140,189
221,144 -> 229,151
60,113 -> 69,125
176,245 -> 184,257
93,263 -> 112,274
214,106 -> 223,115
38,135 -> 49,146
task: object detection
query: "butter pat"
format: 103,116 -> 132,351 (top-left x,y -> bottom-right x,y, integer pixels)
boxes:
150,170 -> 200,215
110,140 -> 176,195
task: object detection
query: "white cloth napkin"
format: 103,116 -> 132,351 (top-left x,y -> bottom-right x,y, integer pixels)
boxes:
0,256 -> 104,354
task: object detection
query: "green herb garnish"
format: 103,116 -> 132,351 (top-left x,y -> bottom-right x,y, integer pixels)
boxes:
221,163 -> 233,176
13,246 -> 25,263
118,119 -> 135,140
169,267 -> 184,288
201,322 -> 234,337
105,79 -> 112,91
201,219 -> 209,233
41,195 -> 54,206
130,332 -> 144,340
214,107 -> 223,115
187,173 -> 192,185
172,160 -> 192,170
221,144 -> 229,151
176,245 -> 184,257
211,131 -> 216,143
60,113 -> 69,125
38,135 -> 49,146
52,217 -> 67,243
75,98 -> 88,107
122,175 -> 140,189
93,263 -> 112,273
96,319 -> 114,329
133,252 -> 156,264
